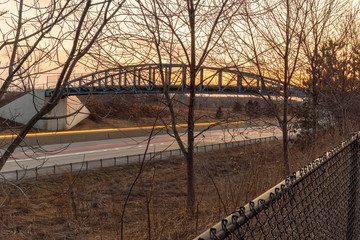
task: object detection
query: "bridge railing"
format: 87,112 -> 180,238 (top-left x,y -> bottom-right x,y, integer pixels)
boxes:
196,133 -> 360,240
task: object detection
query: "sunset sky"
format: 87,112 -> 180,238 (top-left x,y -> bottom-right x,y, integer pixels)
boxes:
0,0 -> 356,91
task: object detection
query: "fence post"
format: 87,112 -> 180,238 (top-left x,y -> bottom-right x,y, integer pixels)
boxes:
347,138 -> 359,240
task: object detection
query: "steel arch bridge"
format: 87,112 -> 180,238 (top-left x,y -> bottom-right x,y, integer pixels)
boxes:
45,64 -> 304,97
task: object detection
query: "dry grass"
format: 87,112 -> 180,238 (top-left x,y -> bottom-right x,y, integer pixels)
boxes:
0,137 -> 337,240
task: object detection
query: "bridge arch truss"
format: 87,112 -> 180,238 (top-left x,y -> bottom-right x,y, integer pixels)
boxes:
45,64 -> 303,97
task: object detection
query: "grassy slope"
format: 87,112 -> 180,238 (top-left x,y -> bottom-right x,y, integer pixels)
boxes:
0,137 -> 337,240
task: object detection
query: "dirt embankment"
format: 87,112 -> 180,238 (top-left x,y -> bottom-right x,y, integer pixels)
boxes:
77,94 -> 227,128
74,94 -> 275,130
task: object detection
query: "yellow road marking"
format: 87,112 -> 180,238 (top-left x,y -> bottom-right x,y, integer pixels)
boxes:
0,121 -> 244,139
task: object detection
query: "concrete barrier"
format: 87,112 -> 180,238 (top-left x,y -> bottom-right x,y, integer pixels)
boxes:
0,90 -> 90,131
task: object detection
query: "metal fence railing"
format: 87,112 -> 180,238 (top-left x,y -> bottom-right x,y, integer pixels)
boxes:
196,133 -> 360,240
1,136 -> 277,182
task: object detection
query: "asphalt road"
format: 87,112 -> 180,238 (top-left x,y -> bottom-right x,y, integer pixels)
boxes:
1,125 -> 281,173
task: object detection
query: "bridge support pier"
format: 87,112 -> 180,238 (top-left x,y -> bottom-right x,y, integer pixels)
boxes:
0,90 -> 90,131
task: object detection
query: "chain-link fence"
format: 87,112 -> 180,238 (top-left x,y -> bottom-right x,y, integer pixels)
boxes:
196,133 -> 360,240
1,136 -> 277,182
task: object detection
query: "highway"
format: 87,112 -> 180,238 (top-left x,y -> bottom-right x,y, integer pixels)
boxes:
0,125 -> 282,173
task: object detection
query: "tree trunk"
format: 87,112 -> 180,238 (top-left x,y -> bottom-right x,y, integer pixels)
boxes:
282,120 -> 290,176
186,78 -> 196,215
185,0 -> 196,216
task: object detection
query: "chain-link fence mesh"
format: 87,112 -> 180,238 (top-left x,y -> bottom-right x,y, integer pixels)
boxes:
196,133 -> 360,240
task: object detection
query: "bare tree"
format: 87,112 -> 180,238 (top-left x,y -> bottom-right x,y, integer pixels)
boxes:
0,0 -> 125,170
304,29 -> 360,138
300,0 -> 355,148
100,0 -> 243,214
223,0 -> 313,175
1,0 -> 78,95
